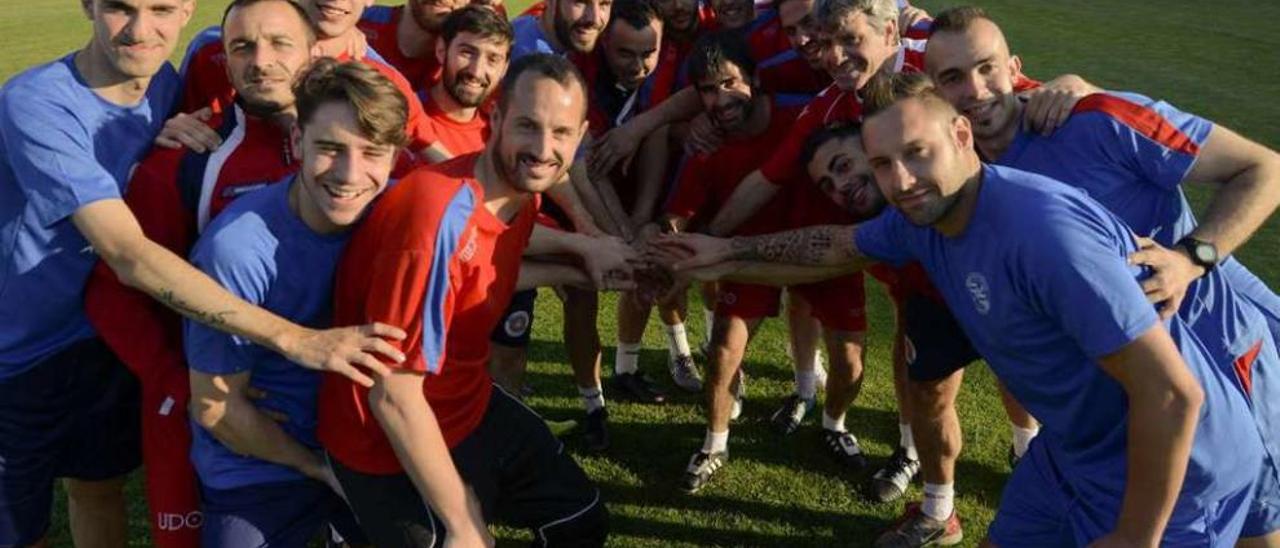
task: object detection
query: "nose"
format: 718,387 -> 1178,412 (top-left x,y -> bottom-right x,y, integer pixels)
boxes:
960,70 -> 984,102
330,150 -> 358,185
878,159 -> 914,196
584,2 -> 605,29
821,41 -> 843,72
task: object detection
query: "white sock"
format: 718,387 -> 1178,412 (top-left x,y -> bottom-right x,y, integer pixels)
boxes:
615,342 -> 641,375
702,429 -> 729,453
921,482 -> 955,521
664,323 -> 692,357
795,370 -> 818,400
899,422 -> 919,461
580,385 -> 605,413
1011,423 -> 1040,457
822,411 -> 847,433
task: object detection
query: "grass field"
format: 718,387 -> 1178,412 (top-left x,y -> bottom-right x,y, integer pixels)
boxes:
4,0 -> 1280,546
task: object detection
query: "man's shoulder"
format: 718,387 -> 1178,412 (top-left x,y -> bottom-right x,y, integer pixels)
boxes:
1067,92 -> 1208,155
1,55 -> 82,116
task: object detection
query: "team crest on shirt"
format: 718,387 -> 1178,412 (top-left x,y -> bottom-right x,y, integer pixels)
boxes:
459,228 -> 478,262
965,273 -> 991,315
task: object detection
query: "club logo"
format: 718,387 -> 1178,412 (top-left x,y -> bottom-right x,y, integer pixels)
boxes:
459,229 -> 478,262
965,272 -> 991,315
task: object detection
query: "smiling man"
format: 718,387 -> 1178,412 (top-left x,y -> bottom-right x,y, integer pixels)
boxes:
417,6 -> 512,163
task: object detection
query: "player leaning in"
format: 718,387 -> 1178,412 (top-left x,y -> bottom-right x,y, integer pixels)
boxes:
318,54 -> 613,547
923,7 -> 1280,546
651,74 -> 1267,545
0,0 -> 406,546
186,57 -> 402,547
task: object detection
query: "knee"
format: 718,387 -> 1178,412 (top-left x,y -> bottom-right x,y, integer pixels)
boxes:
909,382 -> 953,417
538,496 -> 608,547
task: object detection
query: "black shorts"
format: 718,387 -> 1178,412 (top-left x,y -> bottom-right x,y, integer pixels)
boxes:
331,386 -> 607,547
0,338 -> 140,546
902,295 -> 981,383
490,289 -> 537,348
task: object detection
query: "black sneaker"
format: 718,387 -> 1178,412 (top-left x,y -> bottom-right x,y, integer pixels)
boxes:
869,446 -> 920,503
822,429 -> 868,470
611,371 -> 666,404
681,450 -> 728,494
770,394 -> 815,435
584,408 -> 609,452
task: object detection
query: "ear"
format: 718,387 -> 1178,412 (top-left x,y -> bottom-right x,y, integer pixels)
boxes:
179,0 -> 196,27
1008,54 -> 1024,80
290,123 -> 304,162
435,36 -> 447,66
951,113 -> 973,151
883,18 -> 898,46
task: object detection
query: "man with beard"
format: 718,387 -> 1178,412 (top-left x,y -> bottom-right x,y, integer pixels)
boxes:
0,0 -> 405,546
172,0 -> 434,159
924,7 -> 1280,546
661,33 -> 874,492
652,75 -> 1267,547
417,6 -> 511,163
185,58 -> 398,548
359,0 -> 471,92
81,1 -> 318,544
505,0 -> 623,450
318,54 -> 611,548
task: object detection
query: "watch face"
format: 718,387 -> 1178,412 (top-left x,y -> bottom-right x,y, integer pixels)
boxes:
1194,244 -> 1217,264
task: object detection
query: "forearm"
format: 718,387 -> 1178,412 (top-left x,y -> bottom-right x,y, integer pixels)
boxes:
624,87 -> 701,138
1189,159 -> 1280,257
526,224 -> 589,256
716,261 -> 861,285
1115,386 -> 1200,541
107,237 -> 300,357
208,399 -> 325,478
518,261 -> 592,290
595,175 -> 635,240
708,172 -> 779,236
370,377 -> 477,531
728,224 -> 868,267
629,126 -> 671,226
548,170 -> 605,235
567,164 -> 626,236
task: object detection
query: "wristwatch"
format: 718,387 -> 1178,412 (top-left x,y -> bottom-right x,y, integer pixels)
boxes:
1176,236 -> 1219,272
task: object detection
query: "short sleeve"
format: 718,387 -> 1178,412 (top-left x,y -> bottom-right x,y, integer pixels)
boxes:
853,209 -> 915,266
1025,202 -> 1159,359
1,94 -> 121,227
758,106 -> 820,184
183,220 -> 274,375
1075,93 -> 1214,191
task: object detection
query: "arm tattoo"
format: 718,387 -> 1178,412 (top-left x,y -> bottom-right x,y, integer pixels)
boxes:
732,226 -> 859,266
160,289 -> 235,327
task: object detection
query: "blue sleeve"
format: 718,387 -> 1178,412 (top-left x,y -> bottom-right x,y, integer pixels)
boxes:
1093,92 -> 1214,191
183,216 -> 276,375
0,92 -> 121,227
854,209 -> 915,266
1024,200 -> 1159,359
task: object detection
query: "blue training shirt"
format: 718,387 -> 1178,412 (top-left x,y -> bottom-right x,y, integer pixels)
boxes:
855,164 -> 1262,522
185,179 -> 350,490
0,54 -> 179,375
511,15 -> 562,59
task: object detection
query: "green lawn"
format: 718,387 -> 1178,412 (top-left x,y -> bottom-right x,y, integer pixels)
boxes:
3,0 -> 1279,546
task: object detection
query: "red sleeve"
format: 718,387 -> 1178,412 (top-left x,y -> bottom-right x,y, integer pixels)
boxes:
83,148 -> 196,381
759,103 -> 823,184
665,153 -> 710,219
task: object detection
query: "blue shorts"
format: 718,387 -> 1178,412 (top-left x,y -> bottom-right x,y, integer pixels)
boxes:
490,289 -> 537,348
200,479 -> 365,547
989,440 -> 1252,546
1244,449 -> 1280,538
0,338 -> 140,546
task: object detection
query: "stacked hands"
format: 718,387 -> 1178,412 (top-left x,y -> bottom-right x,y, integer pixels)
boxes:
566,224 -> 736,305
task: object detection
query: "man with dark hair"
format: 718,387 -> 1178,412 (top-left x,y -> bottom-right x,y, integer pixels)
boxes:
0,1 -> 402,546
925,7 -> 1280,545
359,0 -> 472,92
186,57 -> 404,547
417,5 -> 513,163
653,73 -> 1267,546
319,53 -> 613,547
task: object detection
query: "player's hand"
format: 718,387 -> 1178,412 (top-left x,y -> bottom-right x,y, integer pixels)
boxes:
685,113 -> 724,155
588,124 -> 642,180
649,233 -> 737,271
898,5 -> 931,32
1128,237 -> 1205,320
280,323 -> 407,388
634,222 -> 663,245
582,235 -> 640,291
155,107 -> 222,152
1022,74 -> 1099,135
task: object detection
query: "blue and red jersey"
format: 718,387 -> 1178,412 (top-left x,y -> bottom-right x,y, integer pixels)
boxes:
319,153 -> 540,474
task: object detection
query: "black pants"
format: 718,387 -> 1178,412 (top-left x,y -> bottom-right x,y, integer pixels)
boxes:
331,385 -> 608,547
